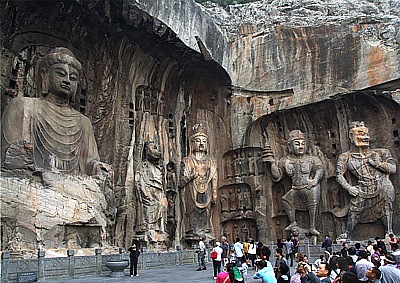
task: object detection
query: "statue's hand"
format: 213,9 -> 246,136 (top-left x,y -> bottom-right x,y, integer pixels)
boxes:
307,179 -> 318,188
271,163 -> 280,176
348,186 -> 359,197
368,151 -> 380,168
191,171 -> 198,180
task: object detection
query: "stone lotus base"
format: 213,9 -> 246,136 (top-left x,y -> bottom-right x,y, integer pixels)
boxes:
106,260 -> 129,277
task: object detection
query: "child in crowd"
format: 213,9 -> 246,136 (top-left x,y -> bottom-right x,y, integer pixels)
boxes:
239,256 -> 250,283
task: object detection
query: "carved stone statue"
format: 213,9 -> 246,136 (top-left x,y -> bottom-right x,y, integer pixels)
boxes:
180,124 -> 217,237
1,47 -> 112,177
336,121 -> 396,240
264,130 -> 324,236
248,151 -> 255,176
135,141 -> 167,242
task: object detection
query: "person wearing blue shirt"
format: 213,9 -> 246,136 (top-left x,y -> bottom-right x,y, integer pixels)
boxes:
254,260 -> 277,283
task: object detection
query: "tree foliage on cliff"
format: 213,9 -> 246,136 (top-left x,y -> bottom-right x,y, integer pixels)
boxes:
195,0 -> 257,7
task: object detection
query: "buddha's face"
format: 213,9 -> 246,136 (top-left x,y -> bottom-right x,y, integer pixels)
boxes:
48,63 -> 79,99
350,126 -> 370,148
193,135 -> 208,152
291,139 -> 306,156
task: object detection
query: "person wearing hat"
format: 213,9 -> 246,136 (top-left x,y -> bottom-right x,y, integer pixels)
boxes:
212,242 -> 223,279
379,254 -> 400,283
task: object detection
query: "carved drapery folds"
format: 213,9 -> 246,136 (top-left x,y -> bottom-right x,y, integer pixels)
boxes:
1,47 -> 115,250
180,124 -> 218,239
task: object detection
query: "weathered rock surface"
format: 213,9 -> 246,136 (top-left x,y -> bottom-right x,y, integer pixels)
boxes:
0,172 -> 111,251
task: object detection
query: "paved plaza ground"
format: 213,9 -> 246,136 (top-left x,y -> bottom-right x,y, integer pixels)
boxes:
41,262 -> 297,283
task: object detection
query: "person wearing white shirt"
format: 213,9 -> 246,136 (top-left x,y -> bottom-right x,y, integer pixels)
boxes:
356,251 -> 374,282
234,237 -> 244,267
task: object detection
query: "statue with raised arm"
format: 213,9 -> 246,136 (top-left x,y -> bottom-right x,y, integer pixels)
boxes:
180,124 -> 217,237
336,121 -> 396,240
263,130 -> 324,236
1,47 -> 112,178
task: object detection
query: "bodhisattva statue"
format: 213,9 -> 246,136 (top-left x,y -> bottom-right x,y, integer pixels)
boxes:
336,121 -> 396,240
1,47 -> 112,177
264,130 -> 324,236
135,141 -> 167,242
180,124 -> 217,237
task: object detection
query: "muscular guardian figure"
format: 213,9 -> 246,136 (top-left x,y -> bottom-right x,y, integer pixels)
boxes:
336,121 -> 396,240
264,130 -> 324,236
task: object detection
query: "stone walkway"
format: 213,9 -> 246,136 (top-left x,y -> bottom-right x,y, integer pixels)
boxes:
41,262 -> 292,283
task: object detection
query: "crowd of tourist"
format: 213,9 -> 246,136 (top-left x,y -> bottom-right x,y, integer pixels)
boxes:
202,234 -> 400,283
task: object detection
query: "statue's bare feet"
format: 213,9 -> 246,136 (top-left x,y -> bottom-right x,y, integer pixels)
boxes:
309,228 -> 321,236
336,232 -> 350,242
285,222 -> 298,231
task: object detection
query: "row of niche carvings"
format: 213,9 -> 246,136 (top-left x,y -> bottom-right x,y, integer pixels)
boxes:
223,148 -> 265,181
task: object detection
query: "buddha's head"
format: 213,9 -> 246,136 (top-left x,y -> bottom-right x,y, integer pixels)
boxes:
39,47 -> 82,100
190,124 -> 209,154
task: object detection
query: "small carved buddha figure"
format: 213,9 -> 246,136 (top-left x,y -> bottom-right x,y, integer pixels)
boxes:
180,124 -> 217,236
336,121 -> 396,240
264,130 -> 324,236
1,47 -> 112,177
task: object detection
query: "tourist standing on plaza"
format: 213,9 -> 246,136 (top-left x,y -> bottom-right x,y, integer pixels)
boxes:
128,243 -> 141,277
234,238 -> 244,266
284,237 -> 294,267
376,237 -> 387,255
277,239 -> 284,250
244,239 -> 250,258
391,243 -> 400,269
322,235 -> 332,262
292,237 -> 299,259
196,238 -> 207,271
248,239 -> 257,268
212,242 -> 223,279
221,236 -> 230,267
388,234 -> 399,251
341,243 -> 349,258
258,242 -> 272,262
314,255 -> 325,267
356,251 -> 374,283
380,253 -> 400,283
274,248 -> 289,278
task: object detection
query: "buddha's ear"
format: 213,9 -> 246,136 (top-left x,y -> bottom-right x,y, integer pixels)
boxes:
40,68 -> 49,95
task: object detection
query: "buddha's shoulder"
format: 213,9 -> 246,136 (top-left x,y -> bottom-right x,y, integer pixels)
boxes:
7,97 -> 41,107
